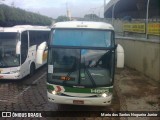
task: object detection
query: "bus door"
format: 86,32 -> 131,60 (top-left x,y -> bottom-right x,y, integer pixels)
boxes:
20,31 -> 29,77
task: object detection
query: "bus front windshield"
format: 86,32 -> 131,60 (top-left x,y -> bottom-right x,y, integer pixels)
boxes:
0,32 -> 20,68
48,29 -> 114,87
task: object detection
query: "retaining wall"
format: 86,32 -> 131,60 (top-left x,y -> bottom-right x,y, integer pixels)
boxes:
116,37 -> 160,82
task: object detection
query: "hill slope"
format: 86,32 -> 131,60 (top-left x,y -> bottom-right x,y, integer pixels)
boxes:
0,4 -> 52,27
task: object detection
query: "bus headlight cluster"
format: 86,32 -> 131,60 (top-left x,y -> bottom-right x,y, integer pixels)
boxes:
52,90 -> 57,95
101,93 -> 111,98
48,90 -> 57,95
102,93 -> 107,98
50,90 -> 62,95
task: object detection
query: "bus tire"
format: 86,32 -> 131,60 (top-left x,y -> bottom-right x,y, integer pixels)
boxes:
29,63 -> 35,77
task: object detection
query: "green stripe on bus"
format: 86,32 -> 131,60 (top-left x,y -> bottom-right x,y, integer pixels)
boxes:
47,84 -> 113,94
47,84 -> 54,91
65,87 -> 91,93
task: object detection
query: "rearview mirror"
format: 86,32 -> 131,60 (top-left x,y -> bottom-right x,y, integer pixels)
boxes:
116,44 -> 124,68
36,42 -> 47,64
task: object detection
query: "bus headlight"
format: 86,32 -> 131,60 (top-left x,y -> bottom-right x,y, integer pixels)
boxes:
102,93 -> 107,98
51,90 -> 62,95
48,90 -> 61,95
52,90 -> 57,95
101,93 -> 111,98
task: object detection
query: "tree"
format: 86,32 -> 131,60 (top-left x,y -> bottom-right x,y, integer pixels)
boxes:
84,14 -> 100,20
56,16 -> 70,22
0,9 -> 5,22
0,4 -> 52,27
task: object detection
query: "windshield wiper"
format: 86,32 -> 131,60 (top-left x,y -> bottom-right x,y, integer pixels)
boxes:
85,67 -> 96,87
82,57 -> 96,87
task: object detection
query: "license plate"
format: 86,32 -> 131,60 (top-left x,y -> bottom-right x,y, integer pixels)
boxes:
73,100 -> 84,104
0,76 -> 3,79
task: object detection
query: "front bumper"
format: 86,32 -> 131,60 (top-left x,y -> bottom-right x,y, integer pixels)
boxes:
0,73 -> 21,80
47,92 -> 112,106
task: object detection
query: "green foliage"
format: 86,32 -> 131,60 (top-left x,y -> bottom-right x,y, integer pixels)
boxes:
0,4 -> 52,27
56,16 -> 70,22
0,9 -> 5,22
84,14 -> 100,20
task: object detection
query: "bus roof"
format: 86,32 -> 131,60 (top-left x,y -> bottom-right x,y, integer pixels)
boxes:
0,25 -> 50,33
52,21 -> 114,30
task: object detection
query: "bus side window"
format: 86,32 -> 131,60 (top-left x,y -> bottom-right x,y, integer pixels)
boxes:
29,31 -> 36,47
30,31 -> 49,48
43,31 -> 50,44
39,31 -> 50,45
21,31 -> 28,64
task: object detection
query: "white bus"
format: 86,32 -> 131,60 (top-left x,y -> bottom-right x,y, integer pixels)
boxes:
0,25 -> 50,80
37,21 -> 124,106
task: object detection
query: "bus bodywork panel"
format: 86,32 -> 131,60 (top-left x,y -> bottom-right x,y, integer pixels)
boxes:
0,67 -> 21,79
0,25 -> 50,33
47,84 -> 113,106
52,21 -> 114,30
48,92 -> 112,106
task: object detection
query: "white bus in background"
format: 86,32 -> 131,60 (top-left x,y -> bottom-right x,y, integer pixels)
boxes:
0,25 -> 50,80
